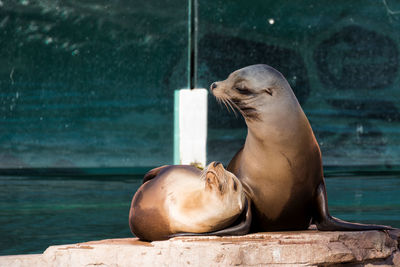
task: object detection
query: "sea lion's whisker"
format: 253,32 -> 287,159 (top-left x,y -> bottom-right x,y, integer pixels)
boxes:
221,99 -> 232,114
223,98 -> 238,117
227,98 -> 246,118
215,96 -> 230,114
215,96 -> 237,117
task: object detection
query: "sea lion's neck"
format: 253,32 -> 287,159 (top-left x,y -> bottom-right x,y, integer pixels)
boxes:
244,105 -> 316,158
241,106 -> 322,187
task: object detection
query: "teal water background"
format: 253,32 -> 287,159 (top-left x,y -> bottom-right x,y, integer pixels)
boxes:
0,174 -> 143,256
1,168 -> 399,256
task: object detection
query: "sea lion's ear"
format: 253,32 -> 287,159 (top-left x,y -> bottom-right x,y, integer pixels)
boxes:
264,88 -> 273,96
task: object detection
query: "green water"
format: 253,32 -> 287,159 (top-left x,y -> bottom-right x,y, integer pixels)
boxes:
325,175 -> 400,227
1,169 -> 399,256
0,175 -> 142,256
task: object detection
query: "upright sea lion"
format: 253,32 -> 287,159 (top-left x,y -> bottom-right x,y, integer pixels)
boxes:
129,162 -> 251,241
210,64 -> 392,232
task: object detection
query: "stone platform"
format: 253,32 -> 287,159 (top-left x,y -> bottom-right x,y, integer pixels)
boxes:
1,229 -> 400,266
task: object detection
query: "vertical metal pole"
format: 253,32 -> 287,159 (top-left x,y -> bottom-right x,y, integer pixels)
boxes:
189,0 -> 198,89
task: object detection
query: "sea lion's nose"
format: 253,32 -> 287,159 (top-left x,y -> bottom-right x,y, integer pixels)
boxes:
210,82 -> 217,91
213,161 -> 222,167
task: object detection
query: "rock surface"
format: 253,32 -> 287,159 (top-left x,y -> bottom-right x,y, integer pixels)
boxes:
1,229 -> 400,266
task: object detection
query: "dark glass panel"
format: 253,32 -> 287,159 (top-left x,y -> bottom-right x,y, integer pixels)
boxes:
199,0 -> 400,166
0,0 -> 188,168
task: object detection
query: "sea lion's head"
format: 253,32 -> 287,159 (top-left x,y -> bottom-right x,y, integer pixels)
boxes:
200,161 -> 246,226
203,161 -> 244,200
204,161 -> 243,196
210,64 -> 298,123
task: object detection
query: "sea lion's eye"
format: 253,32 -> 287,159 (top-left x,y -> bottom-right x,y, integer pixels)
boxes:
218,184 -> 223,192
235,87 -> 252,95
232,179 -> 238,191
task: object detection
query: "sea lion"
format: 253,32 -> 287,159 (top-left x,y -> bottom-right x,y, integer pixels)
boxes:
129,161 -> 251,241
210,64 -> 392,232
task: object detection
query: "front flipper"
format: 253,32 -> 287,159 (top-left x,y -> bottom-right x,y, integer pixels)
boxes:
314,182 -> 393,231
142,165 -> 169,184
168,195 -> 252,238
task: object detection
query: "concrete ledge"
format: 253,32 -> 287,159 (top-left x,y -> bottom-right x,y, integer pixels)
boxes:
1,229 -> 400,266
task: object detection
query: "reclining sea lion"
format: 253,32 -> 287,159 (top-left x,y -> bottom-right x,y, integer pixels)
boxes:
129,162 -> 251,241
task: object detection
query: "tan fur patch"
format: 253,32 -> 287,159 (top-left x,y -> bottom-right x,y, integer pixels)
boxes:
180,191 -> 204,213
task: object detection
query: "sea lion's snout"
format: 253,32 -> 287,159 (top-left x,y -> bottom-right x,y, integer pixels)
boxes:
208,161 -> 222,169
205,162 -> 228,194
209,81 -> 227,101
210,82 -> 218,91
213,161 -> 222,167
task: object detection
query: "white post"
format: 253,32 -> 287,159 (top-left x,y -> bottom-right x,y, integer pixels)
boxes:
174,89 -> 208,168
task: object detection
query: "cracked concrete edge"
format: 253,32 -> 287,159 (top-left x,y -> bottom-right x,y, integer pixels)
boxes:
0,230 -> 399,267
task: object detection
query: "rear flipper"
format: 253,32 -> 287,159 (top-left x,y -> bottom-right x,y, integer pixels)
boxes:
313,182 -> 393,231
168,195 -> 252,238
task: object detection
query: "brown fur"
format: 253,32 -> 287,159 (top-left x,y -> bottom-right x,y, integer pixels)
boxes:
181,191 -> 204,213
129,186 -> 172,241
129,163 -> 246,241
212,64 -> 323,231
212,64 -> 392,232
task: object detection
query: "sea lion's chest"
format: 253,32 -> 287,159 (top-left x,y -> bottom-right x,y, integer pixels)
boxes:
236,148 -> 319,221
